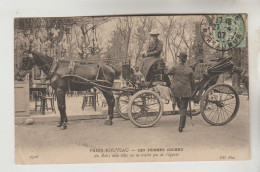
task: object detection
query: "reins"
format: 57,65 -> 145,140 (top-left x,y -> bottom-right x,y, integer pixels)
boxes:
61,74 -> 134,94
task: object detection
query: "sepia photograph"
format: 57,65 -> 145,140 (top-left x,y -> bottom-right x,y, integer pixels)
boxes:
13,14 -> 250,164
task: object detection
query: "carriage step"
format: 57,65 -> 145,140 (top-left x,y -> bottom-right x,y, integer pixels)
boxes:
152,81 -> 167,86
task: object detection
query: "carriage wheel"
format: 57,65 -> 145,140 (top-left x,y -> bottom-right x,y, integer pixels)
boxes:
128,90 -> 164,128
200,83 -> 240,126
115,91 -> 132,120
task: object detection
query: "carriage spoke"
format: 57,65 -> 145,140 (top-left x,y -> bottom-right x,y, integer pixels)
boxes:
201,84 -> 239,126
210,110 -> 218,122
220,107 -> 227,123
223,108 -> 232,117
129,90 -> 163,127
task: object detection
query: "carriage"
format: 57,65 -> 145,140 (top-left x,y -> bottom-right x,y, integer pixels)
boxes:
17,51 -> 240,129
115,57 -> 240,128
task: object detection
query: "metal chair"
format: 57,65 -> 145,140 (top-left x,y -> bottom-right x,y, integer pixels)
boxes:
82,90 -> 97,111
32,91 -> 42,112
42,86 -> 56,113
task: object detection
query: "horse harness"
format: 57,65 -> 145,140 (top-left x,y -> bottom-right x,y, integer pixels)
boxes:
46,59 -> 112,92
46,59 -> 59,79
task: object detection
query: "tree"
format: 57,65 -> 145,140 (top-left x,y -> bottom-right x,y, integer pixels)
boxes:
117,17 -> 134,59
132,16 -> 154,67
192,22 -> 204,62
158,16 -> 189,66
76,17 -> 110,60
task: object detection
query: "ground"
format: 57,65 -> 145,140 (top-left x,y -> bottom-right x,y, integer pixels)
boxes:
15,95 -> 250,164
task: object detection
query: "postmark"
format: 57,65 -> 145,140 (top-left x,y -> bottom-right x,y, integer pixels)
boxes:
200,14 -> 245,51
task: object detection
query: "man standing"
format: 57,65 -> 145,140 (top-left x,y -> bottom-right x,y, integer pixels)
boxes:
166,52 -> 195,132
140,30 -> 163,81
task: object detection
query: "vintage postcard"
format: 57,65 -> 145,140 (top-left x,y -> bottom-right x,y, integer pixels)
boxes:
14,14 -> 249,164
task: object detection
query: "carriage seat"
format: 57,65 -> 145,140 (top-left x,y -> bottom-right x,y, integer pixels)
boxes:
193,63 -> 212,81
150,60 -> 166,82
138,81 -> 151,88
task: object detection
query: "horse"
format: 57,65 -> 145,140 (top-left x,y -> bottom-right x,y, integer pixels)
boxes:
16,51 -> 120,129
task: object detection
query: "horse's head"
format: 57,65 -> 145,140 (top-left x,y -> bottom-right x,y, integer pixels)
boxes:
16,51 -> 35,81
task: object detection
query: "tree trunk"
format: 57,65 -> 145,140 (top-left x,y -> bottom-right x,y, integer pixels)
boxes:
188,40 -> 192,65
67,34 -> 72,60
57,44 -> 62,59
125,17 -> 132,59
231,48 -> 242,93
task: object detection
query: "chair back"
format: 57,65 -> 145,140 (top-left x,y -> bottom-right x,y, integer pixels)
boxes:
122,61 -> 131,80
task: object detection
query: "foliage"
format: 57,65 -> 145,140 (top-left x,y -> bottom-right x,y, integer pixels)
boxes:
14,15 -> 248,69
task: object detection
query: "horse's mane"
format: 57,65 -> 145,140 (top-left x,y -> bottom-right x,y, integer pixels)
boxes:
31,51 -> 54,61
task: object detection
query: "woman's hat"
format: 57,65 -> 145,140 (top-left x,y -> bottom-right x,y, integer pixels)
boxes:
149,30 -> 159,35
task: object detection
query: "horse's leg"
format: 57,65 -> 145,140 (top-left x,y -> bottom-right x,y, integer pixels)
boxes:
102,90 -> 115,125
56,88 -> 68,129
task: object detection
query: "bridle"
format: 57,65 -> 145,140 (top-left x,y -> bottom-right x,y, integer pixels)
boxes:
35,63 -> 51,70
18,53 -> 57,79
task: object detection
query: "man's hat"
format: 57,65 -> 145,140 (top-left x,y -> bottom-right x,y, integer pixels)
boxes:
149,29 -> 159,35
177,52 -> 188,61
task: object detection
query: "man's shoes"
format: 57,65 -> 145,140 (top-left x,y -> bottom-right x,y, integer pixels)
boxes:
57,123 -> 62,127
178,127 -> 183,132
61,122 -> 67,130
